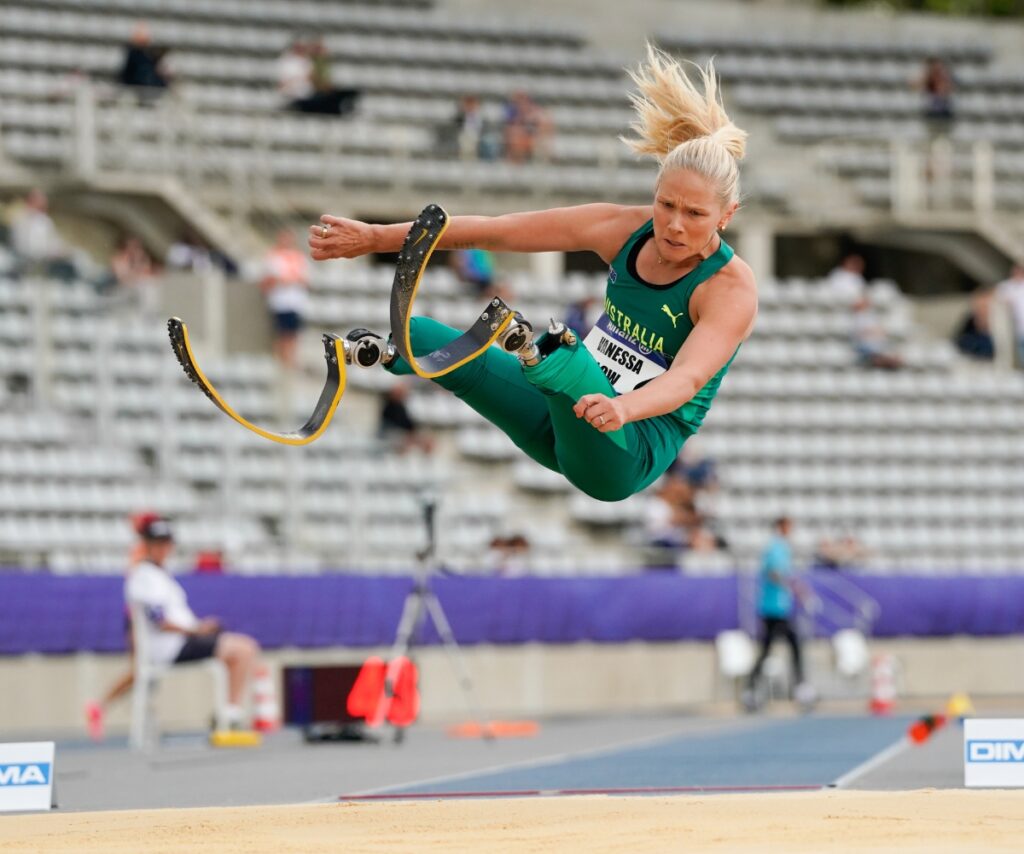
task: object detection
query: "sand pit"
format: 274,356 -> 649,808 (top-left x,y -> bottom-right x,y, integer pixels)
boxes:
2,790 -> 1023,853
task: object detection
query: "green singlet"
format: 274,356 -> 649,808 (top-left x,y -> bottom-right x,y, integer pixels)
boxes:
386,220 -> 738,502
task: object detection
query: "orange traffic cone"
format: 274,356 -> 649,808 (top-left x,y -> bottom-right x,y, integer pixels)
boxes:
348,657 -> 387,726
869,654 -> 897,715
908,714 -> 947,744
252,663 -> 280,732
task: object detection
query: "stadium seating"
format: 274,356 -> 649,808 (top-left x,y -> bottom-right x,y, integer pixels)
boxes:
658,30 -> 1024,212
1,3 -> 1022,577
0,2 -> 805,209
2,248 -> 1023,577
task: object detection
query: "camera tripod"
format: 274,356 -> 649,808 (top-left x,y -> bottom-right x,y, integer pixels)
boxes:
383,491 -> 492,743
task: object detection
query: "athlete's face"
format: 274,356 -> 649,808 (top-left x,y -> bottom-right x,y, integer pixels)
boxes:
652,169 -> 737,264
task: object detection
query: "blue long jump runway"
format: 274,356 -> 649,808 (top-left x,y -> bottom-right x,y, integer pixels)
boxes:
343,716 -> 911,800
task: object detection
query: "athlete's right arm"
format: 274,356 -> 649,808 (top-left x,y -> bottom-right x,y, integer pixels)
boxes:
308,204 -> 650,264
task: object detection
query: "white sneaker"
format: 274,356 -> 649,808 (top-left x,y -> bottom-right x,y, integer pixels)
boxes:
794,682 -> 818,711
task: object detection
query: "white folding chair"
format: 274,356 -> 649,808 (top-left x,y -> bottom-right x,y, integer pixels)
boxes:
714,629 -> 756,699
832,628 -> 870,678
128,603 -> 231,752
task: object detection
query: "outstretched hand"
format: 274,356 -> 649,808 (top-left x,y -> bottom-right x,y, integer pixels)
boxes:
308,215 -> 376,261
574,393 -> 629,433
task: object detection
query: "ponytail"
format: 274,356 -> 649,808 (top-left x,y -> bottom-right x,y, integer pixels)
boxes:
622,44 -> 747,204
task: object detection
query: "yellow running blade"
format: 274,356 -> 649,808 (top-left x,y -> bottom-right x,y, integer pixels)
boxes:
167,317 -> 346,446
389,204 -> 515,379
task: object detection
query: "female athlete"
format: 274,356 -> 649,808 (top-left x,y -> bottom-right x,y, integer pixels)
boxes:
308,47 -> 757,502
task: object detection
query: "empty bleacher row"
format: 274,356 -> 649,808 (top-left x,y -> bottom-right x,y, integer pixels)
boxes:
21,0 -> 576,45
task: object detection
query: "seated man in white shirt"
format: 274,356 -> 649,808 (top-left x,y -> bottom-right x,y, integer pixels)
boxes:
827,253 -> 867,305
125,516 -> 262,729
996,264 -> 1024,367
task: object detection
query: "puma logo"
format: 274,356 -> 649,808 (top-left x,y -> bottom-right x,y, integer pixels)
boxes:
411,228 -> 429,247
662,305 -> 686,328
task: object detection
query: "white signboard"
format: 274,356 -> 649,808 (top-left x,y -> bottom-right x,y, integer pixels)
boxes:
964,719 -> 1024,788
0,742 -> 55,812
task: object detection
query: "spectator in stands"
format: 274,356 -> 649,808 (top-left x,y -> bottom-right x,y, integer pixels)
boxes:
118,22 -> 172,98
166,231 -> 238,277
564,295 -> 601,338
743,516 -> 815,711
446,95 -> 502,160
502,91 -> 554,163
278,38 -> 315,111
916,57 -> 955,137
996,264 -> 1024,368
451,247 -> 496,295
96,234 -> 160,314
260,229 -> 311,369
850,294 -> 904,370
278,36 -> 358,116
8,189 -> 77,282
378,382 -> 435,454
166,231 -> 213,273
485,533 -> 531,575
110,235 -> 158,290
453,95 -> 482,159
125,515 -> 264,730
813,531 -> 868,571
826,253 -> 867,305
670,438 -> 718,493
953,285 -> 995,361
307,36 -> 360,116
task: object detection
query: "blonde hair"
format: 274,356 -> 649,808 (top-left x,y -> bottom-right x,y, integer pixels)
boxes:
623,44 -> 747,205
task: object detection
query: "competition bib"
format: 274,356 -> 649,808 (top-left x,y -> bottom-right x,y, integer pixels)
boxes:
582,314 -> 669,393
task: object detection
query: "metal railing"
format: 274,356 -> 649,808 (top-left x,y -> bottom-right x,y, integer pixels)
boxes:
737,563 -> 880,640
890,137 -> 999,215
813,136 -> 1012,216
804,570 -> 881,637
55,83 -> 648,213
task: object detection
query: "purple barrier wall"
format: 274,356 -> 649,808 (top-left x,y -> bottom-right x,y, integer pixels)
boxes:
0,572 -> 1022,656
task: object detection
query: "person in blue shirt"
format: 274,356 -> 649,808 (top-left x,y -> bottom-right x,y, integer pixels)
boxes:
746,516 -> 811,706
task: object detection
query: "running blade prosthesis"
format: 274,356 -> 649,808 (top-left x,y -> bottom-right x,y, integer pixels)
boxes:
389,203 -> 518,378
167,317 -> 346,446
169,204 -> 520,444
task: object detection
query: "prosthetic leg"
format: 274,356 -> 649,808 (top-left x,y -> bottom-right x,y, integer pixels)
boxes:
168,205 -> 522,442
169,203 -> 602,445
168,318 -> 346,446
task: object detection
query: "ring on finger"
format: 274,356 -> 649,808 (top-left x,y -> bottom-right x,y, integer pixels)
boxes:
320,225 -> 329,238
598,415 -> 605,426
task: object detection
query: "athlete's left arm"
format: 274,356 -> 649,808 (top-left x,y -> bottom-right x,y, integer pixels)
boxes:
575,264 -> 757,431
